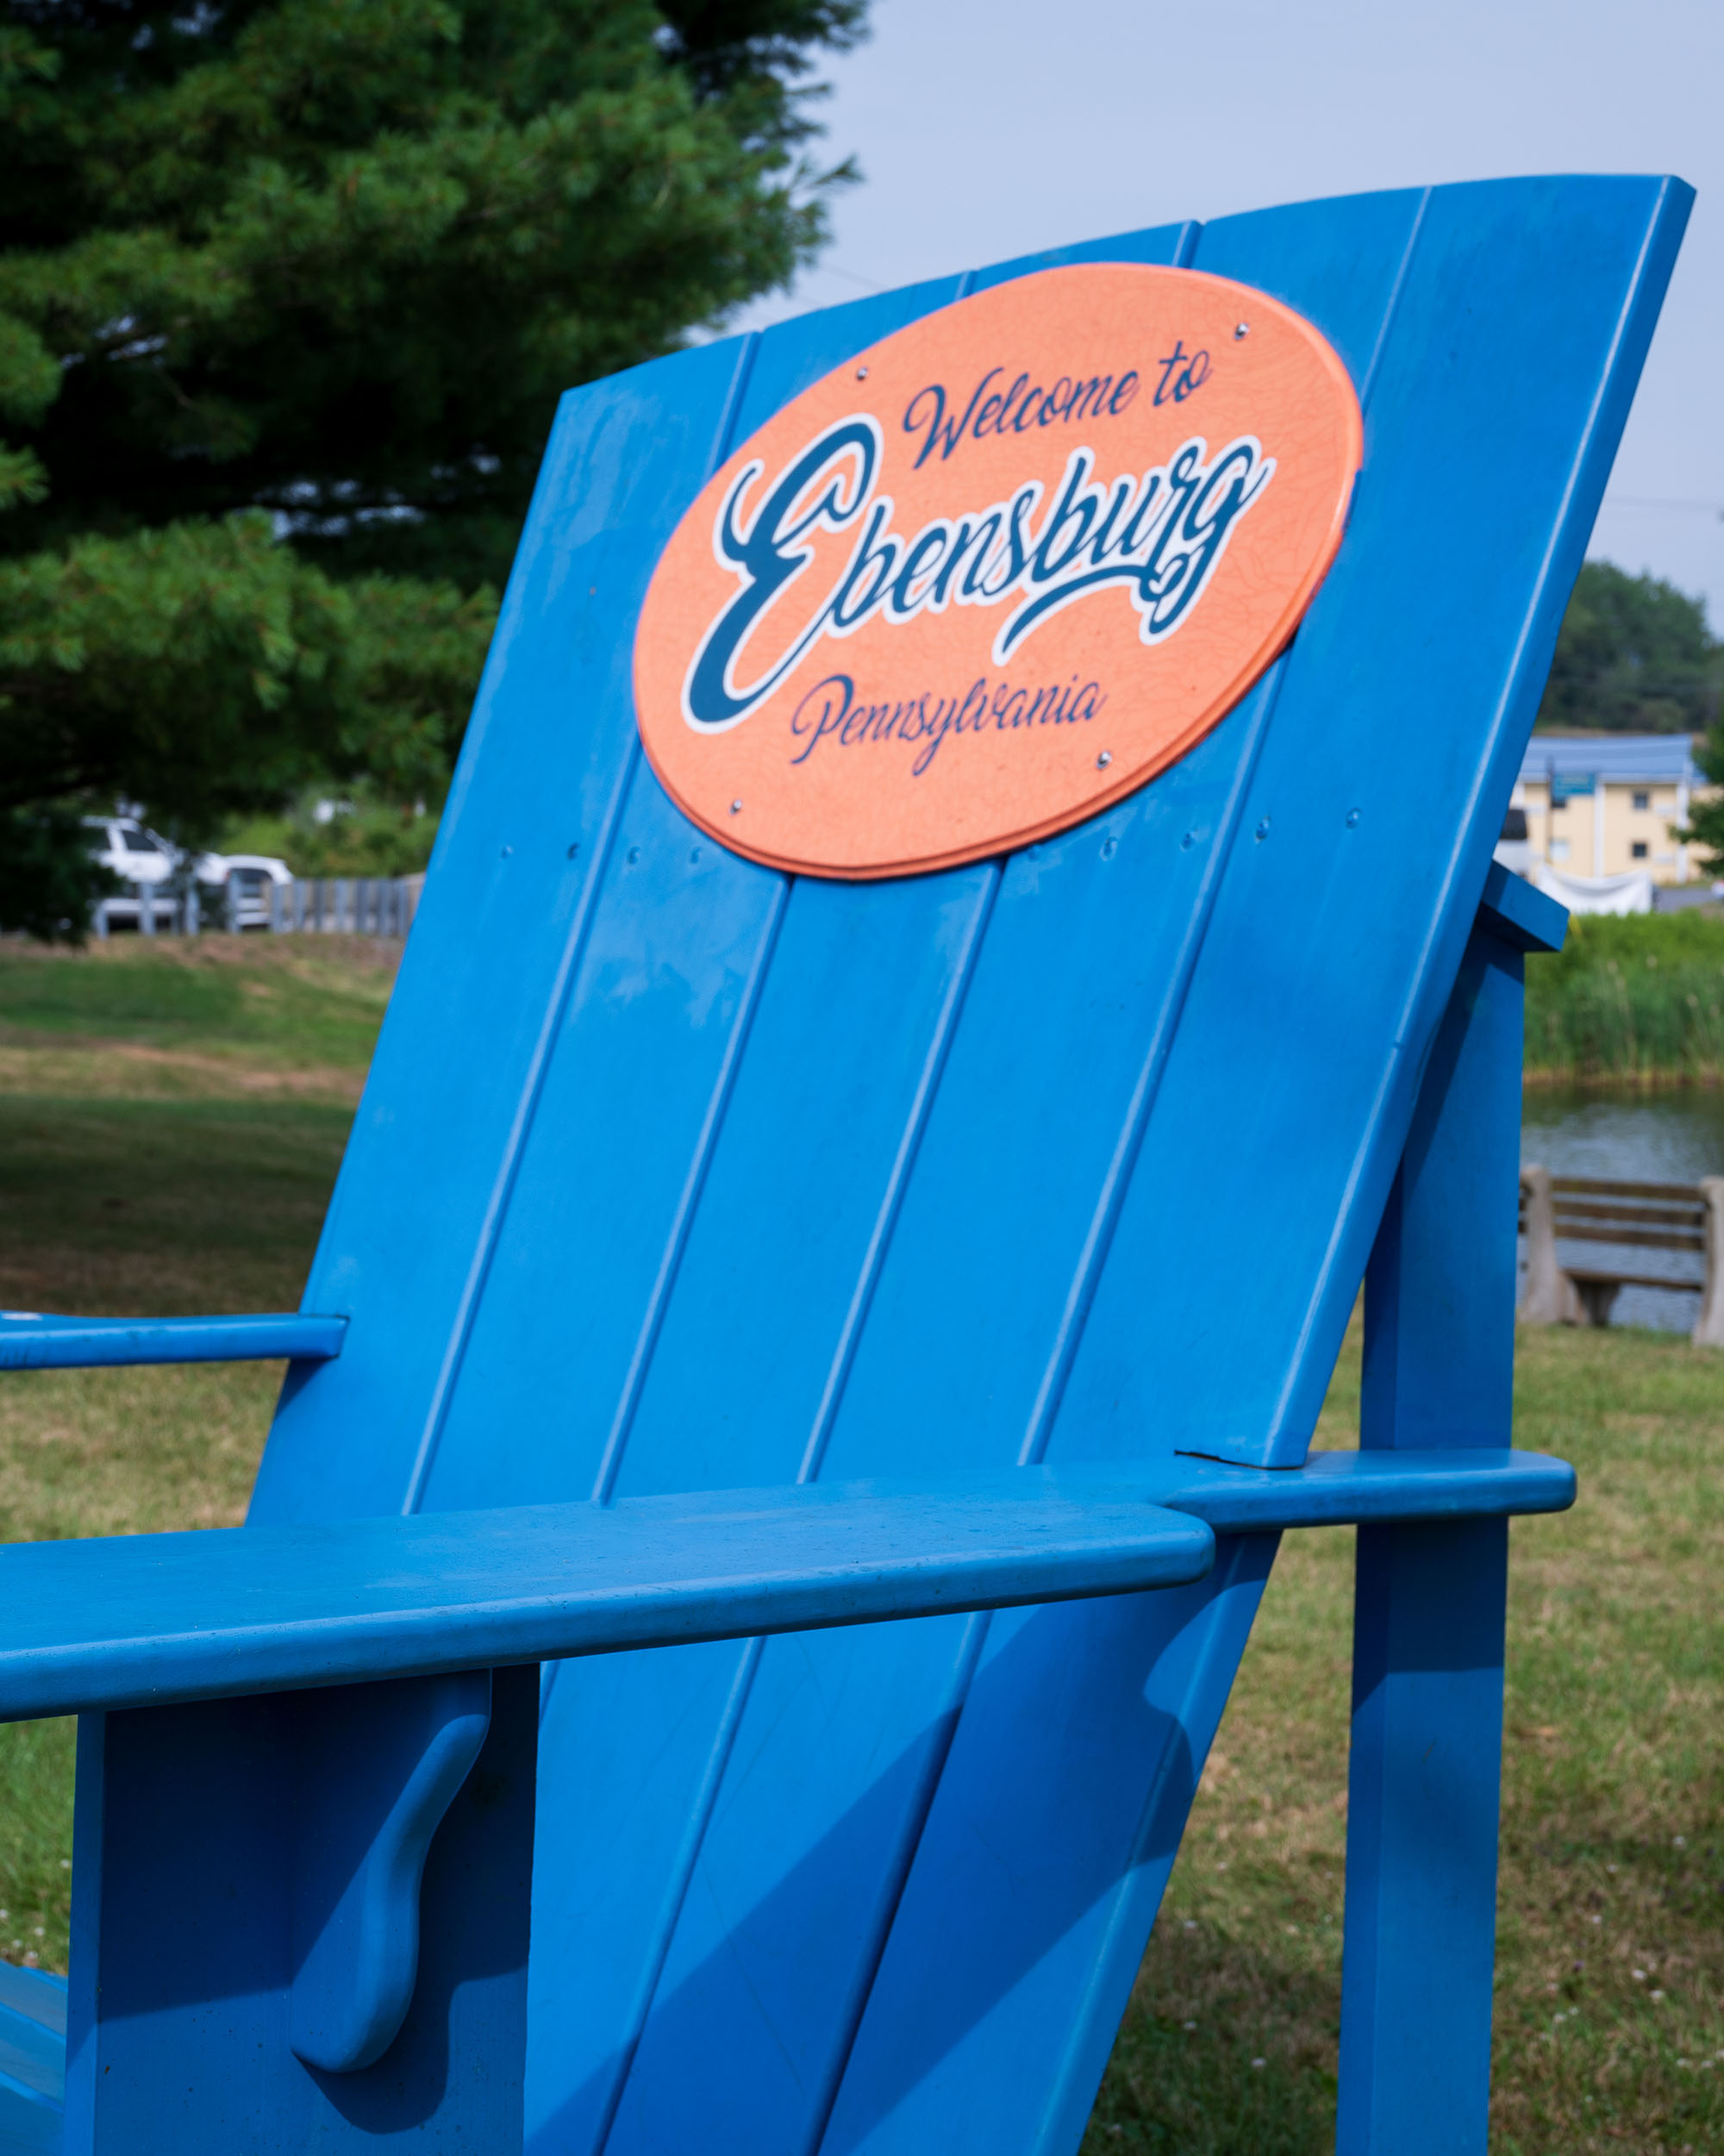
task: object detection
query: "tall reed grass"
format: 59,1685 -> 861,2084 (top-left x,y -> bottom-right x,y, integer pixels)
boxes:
1524,908 -> 1724,1086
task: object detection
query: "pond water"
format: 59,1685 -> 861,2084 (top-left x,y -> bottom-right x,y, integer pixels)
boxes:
1521,1089 -> 1724,1331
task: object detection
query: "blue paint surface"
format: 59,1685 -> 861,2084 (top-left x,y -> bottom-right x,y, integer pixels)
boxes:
1336,901 -> 1533,2156
0,1313 -> 344,1371
0,1472 -> 1218,1722
0,1961 -> 65,2156
0,1453 -> 1571,1726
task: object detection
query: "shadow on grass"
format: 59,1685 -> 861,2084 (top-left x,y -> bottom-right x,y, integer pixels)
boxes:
1085,1933 -> 1338,2156
0,1094 -> 353,1315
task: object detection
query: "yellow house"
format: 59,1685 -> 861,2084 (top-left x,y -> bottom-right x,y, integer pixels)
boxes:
1512,734 -> 1716,886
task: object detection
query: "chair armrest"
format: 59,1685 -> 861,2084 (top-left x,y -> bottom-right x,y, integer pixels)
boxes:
0,1447 -> 1573,1725
0,1311 -> 347,1369
0,1473 -> 1218,1722
1156,1444 -> 1575,1529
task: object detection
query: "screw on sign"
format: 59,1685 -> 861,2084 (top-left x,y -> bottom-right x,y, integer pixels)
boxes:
634,264 -> 1362,880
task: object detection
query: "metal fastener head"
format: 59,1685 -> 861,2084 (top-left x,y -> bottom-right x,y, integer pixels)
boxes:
855,365 -> 869,380
1181,831 -> 1196,851
1096,751 -> 1113,769
501,844 -> 513,857
1234,322 -> 1250,340
1346,807 -> 1361,828
729,799 -> 743,815
627,847 -> 640,865
1254,816 -> 1271,841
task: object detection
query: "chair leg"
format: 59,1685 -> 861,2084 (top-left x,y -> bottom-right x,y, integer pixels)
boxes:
62,1664 -> 537,2153
1336,1518 -> 1506,2156
1336,906 -> 1525,2154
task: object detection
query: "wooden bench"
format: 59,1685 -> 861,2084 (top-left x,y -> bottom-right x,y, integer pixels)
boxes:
1519,1165 -> 1724,1341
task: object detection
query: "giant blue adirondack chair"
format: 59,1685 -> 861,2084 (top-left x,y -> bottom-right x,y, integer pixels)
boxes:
0,173 -> 1690,2156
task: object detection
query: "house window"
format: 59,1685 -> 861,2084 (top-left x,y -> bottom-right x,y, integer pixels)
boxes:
1551,839 -> 1571,863
1633,791 -> 1650,811
1631,841 -> 1649,860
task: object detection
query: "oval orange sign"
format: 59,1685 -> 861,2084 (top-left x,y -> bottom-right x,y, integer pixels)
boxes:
634,264 -> 1361,879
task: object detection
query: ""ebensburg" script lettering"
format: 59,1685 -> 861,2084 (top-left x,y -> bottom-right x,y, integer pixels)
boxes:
683,415 -> 1274,733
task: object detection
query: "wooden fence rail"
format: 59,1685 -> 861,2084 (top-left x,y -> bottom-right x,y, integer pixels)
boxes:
265,877 -> 423,936
95,875 -> 423,941
1520,1165 -> 1724,1343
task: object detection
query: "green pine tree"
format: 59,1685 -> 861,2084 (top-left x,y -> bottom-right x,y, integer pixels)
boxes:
1534,559 -> 1722,736
0,0 -> 864,927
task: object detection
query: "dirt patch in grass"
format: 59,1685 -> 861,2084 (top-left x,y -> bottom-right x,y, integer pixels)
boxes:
0,933 -> 395,1087
0,1095 -> 355,1316
0,1039 -> 365,1102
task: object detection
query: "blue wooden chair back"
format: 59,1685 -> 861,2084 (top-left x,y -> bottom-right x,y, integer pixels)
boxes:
244,178 -> 1686,2156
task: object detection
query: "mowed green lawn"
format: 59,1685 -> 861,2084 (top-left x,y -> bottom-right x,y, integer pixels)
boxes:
1,935 -> 1721,2156
0,935 -> 384,1978
1085,1324 -> 1724,2156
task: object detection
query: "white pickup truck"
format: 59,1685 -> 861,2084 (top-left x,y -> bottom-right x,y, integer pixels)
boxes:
84,817 -> 291,930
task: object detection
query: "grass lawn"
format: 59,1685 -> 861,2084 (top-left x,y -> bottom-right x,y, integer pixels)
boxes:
0,935 -> 383,1978
1,935 -> 1721,2155
1086,1322 -> 1724,2156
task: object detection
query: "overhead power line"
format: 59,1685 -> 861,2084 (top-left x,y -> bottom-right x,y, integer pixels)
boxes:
1602,495 -> 1724,518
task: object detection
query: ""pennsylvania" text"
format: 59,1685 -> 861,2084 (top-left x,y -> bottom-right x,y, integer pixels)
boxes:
788,671 -> 1106,777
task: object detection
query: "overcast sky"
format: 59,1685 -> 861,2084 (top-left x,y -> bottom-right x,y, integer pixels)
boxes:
732,0 -> 1723,627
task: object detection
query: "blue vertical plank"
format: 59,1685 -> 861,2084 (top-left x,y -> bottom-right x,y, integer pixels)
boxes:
423,340 -> 973,1503
419,279 -> 981,1518
448,297 -> 986,1490
822,1542 -> 1274,2156
1334,917 -> 1525,2156
419,771 -> 788,1514
595,1613 -> 978,2156
1358,930 -> 1524,1452
248,337 -> 756,1526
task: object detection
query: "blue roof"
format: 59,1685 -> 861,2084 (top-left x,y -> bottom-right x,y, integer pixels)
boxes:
1520,734 -> 1705,785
